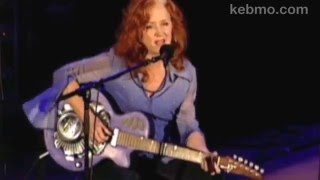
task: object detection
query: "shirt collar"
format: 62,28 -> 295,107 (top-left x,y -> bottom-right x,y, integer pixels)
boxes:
167,61 -> 192,82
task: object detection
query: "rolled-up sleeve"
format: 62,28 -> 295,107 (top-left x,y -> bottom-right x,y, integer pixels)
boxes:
22,51 -> 114,129
175,65 -> 204,145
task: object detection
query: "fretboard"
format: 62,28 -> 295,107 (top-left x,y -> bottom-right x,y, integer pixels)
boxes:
116,132 -> 205,164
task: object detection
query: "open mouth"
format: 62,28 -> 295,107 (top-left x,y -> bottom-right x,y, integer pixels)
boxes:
155,39 -> 165,46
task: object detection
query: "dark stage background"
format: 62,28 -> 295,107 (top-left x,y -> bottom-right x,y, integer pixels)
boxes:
0,0 -> 318,174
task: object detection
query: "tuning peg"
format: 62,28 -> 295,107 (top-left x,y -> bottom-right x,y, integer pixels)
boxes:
238,157 -> 243,162
233,154 -> 237,159
254,165 -> 259,170
249,162 -> 254,167
260,168 -> 265,174
244,159 -> 248,164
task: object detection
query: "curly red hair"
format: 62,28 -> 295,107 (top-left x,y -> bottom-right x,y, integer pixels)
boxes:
114,0 -> 188,71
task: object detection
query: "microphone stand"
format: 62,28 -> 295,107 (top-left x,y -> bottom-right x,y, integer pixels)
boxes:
0,36 -> 4,179
58,57 -> 163,180
0,36 -> 7,179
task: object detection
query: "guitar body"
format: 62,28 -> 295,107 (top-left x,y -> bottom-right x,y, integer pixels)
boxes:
43,88 -> 150,172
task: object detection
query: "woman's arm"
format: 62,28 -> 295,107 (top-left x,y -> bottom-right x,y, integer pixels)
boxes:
174,61 -> 221,175
22,50 -> 114,131
186,131 -> 209,152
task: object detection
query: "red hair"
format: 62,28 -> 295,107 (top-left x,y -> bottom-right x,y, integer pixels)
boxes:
114,0 -> 188,71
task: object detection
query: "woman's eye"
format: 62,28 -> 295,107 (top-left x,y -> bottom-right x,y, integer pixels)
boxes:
145,25 -> 153,29
162,22 -> 169,26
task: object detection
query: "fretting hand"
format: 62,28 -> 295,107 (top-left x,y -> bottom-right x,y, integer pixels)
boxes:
201,151 -> 222,176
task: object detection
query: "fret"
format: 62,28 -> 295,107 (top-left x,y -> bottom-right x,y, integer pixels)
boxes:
117,132 -> 161,154
115,131 -> 205,165
151,140 -> 159,154
161,143 -> 204,164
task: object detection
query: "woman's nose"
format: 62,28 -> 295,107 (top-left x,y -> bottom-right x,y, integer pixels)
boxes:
155,27 -> 164,37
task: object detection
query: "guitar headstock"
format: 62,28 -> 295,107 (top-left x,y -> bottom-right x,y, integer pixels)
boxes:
217,154 -> 264,180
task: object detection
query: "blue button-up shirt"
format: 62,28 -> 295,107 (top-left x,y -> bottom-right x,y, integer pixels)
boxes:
22,47 -> 203,157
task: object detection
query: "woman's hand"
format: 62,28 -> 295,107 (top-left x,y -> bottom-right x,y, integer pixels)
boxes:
89,115 -> 112,144
185,132 -> 222,175
201,151 -> 222,176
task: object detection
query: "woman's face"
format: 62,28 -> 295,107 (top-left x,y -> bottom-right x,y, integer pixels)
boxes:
141,3 -> 173,59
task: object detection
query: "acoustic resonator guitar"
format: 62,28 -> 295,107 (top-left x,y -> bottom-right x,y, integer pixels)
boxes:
44,89 -> 264,180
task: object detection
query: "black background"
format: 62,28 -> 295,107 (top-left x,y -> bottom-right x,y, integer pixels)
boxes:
0,0 -> 318,157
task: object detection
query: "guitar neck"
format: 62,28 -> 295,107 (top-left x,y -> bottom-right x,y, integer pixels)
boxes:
117,131 -> 205,164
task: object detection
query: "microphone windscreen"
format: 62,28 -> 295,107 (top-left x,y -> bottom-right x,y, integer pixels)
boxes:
160,44 -> 175,60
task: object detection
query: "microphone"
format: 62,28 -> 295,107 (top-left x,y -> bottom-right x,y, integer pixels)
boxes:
151,44 -> 175,65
